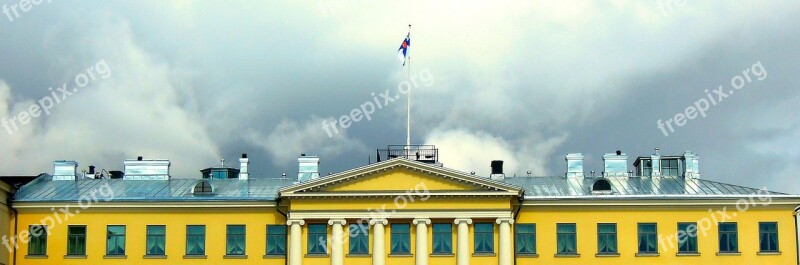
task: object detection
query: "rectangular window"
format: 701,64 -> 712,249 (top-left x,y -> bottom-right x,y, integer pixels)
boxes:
677,223 -> 698,253
515,224 -> 536,254
390,224 -> 410,254
146,225 -> 166,256
642,160 -> 653,176
266,225 -> 286,255
597,223 -> 617,254
308,224 -> 327,254
432,223 -> 453,254
556,223 -> 577,255
28,225 -> 47,256
474,223 -> 494,253
186,225 -> 206,255
67,225 -> 86,256
759,222 -> 778,253
661,159 -> 679,176
349,223 -> 369,254
106,225 -> 126,255
718,222 -> 738,253
638,223 -> 658,253
226,225 -> 246,255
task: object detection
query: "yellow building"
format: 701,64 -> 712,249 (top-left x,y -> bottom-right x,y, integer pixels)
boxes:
6,147 -> 800,265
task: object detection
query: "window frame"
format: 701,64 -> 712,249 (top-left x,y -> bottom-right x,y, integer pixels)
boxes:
185,225 -> 206,256
637,223 -> 658,254
307,224 -> 327,255
677,222 -> 698,253
432,223 -> 453,254
473,223 -> 494,254
66,225 -> 87,256
515,223 -> 536,255
556,223 -> 577,255
348,223 -> 369,255
390,223 -> 411,255
145,225 -> 166,256
266,225 -> 287,256
106,225 -> 126,256
759,222 -> 779,253
597,223 -> 617,255
718,222 -> 739,253
27,225 -> 47,256
226,225 -> 246,256
661,159 -> 679,176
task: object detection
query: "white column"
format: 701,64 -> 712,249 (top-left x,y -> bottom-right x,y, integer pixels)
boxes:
287,219 -> 305,265
413,218 -> 431,265
371,219 -> 388,265
454,218 -> 472,265
329,219 -> 346,265
497,218 -> 514,265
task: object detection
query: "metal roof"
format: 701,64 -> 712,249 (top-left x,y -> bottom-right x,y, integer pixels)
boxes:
14,175 -> 296,202
502,176 -> 789,198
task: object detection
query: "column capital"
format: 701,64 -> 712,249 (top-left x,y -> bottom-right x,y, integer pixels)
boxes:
369,218 -> 388,225
496,218 -> 514,225
454,218 -> 472,225
287,219 -> 305,226
413,218 -> 431,225
328,219 -> 347,226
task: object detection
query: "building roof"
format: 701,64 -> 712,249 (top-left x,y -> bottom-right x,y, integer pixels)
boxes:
14,175 -> 296,202
503,176 -> 789,199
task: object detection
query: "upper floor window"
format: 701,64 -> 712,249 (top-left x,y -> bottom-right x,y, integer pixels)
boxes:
146,225 -> 166,256
759,222 -> 779,253
556,223 -> 577,255
515,224 -> 536,255
677,223 -> 698,253
266,225 -> 287,255
28,225 -> 47,256
308,224 -> 327,254
390,224 -> 410,255
67,225 -> 86,256
637,223 -> 658,254
661,159 -> 679,176
106,225 -> 126,256
432,223 -> 453,254
226,225 -> 246,256
718,222 -> 738,253
349,223 -> 369,255
474,223 -> 494,254
597,223 -> 617,254
186,225 -> 206,256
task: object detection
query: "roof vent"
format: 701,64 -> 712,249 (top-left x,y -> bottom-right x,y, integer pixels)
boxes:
565,153 -> 584,177
298,155 -> 320,182
592,179 -> 613,194
193,181 -> 213,195
490,160 -> 504,180
603,151 -> 628,177
123,158 -> 170,180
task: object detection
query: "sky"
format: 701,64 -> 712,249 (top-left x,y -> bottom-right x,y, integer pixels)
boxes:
0,1 -> 799,193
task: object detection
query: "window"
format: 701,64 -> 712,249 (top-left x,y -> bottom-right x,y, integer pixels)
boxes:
474,223 -> 494,253
193,181 -> 213,194
661,159 -> 679,176
186,225 -> 206,255
266,225 -> 286,255
390,224 -> 410,254
677,223 -> 698,253
432,223 -> 452,254
106,225 -> 126,255
146,225 -> 166,256
759,222 -> 778,253
556,223 -> 577,255
515,224 -> 536,255
592,179 -> 612,192
718,223 -> 738,253
597,224 -> 617,254
308,224 -> 327,254
211,170 -> 227,179
28,225 -> 47,256
67,226 -> 86,256
349,223 -> 369,254
638,223 -> 658,254
642,159 -> 653,176
226,225 -> 246,255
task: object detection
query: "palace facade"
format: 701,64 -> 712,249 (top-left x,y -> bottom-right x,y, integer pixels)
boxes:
4,146 -> 800,265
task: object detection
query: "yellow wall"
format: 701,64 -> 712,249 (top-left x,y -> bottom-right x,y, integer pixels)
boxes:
13,207 -> 285,265
516,205 -> 797,265
328,169 -> 476,192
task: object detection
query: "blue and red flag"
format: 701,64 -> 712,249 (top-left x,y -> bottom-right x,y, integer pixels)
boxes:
397,28 -> 411,66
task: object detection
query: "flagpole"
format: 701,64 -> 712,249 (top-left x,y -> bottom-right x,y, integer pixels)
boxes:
406,24 -> 412,149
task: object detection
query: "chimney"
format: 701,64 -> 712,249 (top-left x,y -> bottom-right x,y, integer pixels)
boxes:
489,160 -> 504,180
85,165 -> 97,179
123,156 -> 170,180
239,153 -> 249,180
298,154 -> 320,182
683,151 -> 700,179
53,160 -> 78,181
565,153 -> 584,177
650,147 -> 662,177
603,150 -> 628,177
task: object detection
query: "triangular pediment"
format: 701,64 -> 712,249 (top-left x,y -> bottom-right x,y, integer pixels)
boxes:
279,158 -> 522,198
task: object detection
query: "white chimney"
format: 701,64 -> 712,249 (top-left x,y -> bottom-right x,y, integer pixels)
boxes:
603,150 -> 628,177
565,153 -> 584,177
53,160 -> 78,181
650,148 -> 662,177
683,151 -> 700,179
298,154 -> 320,182
123,156 -> 170,180
239,153 -> 249,180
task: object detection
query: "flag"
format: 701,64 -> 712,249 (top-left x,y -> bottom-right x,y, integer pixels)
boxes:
397,31 -> 410,66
